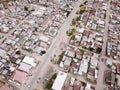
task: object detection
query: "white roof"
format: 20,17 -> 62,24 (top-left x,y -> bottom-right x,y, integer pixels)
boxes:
90,57 -> 98,67
52,71 -> 67,90
64,59 -> 72,66
106,59 -> 112,66
78,60 -> 88,75
67,51 -> 75,58
70,77 -> 75,86
85,83 -> 91,90
59,61 -> 64,68
78,28 -> 84,33
32,6 -> 46,16
22,56 -> 36,67
39,35 -> 49,42
97,19 -> 105,25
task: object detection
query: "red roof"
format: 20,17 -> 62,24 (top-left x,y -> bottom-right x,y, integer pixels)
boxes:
73,85 -> 80,90
11,70 -> 28,83
0,86 -> 11,90
117,65 -> 120,73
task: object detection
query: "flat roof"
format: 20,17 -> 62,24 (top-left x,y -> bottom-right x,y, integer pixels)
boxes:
18,62 -> 32,73
22,56 -> 36,67
52,71 -> 67,90
12,70 -> 28,84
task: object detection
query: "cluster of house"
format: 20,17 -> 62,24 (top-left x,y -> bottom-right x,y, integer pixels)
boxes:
52,0 -> 109,89
107,27 -> 120,59
70,0 -> 106,53
109,0 -> 120,25
106,0 -> 120,59
0,46 -> 37,86
70,28 -> 103,53
104,59 -> 120,89
0,1 -> 34,20
81,0 -> 106,33
59,45 -> 99,84
82,0 -> 107,50
68,77 -> 95,90
51,71 -> 95,90
0,0 -> 78,89
0,17 -> 19,33
0,0 -> 77,55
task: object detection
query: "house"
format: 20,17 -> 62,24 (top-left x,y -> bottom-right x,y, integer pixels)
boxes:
22,56 -> 36,67
18,62 -> 33,73
78,59 -> 88,75
11,70 -> 28,84
52,71 -> 67,90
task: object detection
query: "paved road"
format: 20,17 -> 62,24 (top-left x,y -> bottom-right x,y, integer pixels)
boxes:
24,0 -> 87,90
96,57 -> 108,90
96,0 -> 111,90
101,0 -> 110,56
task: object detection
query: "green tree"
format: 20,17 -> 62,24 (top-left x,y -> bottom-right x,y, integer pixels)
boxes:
96,47 -> 102,53
24,6 -> 28,11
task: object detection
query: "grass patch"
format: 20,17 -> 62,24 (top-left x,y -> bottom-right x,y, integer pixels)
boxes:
66,28 -> 76,36
76,9 -> 85,15
45,73 -> 57,90
76,15 -> 81,21
57,51 -> 65,64
71,19 -> 76,26
79,49 -> 84,55
80,10 -> 85,14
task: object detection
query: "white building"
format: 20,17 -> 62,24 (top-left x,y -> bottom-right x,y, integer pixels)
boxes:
52,71 -> 67,90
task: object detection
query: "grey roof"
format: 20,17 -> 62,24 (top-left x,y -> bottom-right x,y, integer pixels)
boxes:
18,62 -> 32,73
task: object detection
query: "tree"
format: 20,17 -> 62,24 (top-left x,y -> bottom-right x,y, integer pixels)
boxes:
76,16 -> 81,21
24,6 -> 28,11
40,50 -> 46,55
80,10 -> 85,14
89,47 -> 94,51
96,47 -> 102,53
16,50 -> 21,55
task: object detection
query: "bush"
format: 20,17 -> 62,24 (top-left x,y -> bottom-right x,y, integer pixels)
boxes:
79,49 -> 84,55
76,16 -> 81,21
71,19 -> 76,26
80,10 -> 85,14
71,35 -> 75,40
52,73 -> 57,79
